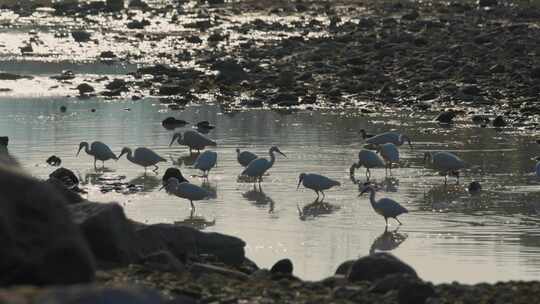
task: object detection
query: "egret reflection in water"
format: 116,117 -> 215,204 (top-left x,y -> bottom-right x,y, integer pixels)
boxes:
297,198 -> 340,221
171,153 -> 199,167
369,227 -> 408,254
174,209 -> 216,230
127,174 -> 161,192
242,185 -> 275,213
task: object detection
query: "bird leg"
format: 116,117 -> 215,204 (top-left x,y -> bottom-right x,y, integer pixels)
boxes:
190,200 -> 195,210
385,217 -> 388,226
94,159 -> 97,169
321,191 -> 326,201
153,165 -> 159,172
315,190 -> 320,199
395,217 -> 403,225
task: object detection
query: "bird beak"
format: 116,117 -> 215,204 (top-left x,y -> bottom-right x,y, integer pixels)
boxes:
118,150 -> 126,159
296,178 -> 303,190
278,151 -> 287,158
159,185 -> 165,191
76,146 -> 83,156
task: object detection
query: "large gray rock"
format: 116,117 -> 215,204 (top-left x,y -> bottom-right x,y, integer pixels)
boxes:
134,223 -> 246,266
68,202 -> 137,267
347,253 -> 417,283
0,165 -> 95,285
36,286 -> 163,304
106,0 -> 124,11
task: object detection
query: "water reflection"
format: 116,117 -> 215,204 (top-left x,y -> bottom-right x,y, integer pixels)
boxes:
127,174 -> 161,193
297,198 -> 340,221
242,185 -> 275,213
200,180 -> 217,199
174,209 -> 216,230
350,175 -> 399,193
369,227 -> 408,254
171,153 -> 199,167
423,184 -> 466,211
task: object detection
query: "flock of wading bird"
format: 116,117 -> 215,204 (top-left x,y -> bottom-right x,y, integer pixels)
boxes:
74,119 -> 469,227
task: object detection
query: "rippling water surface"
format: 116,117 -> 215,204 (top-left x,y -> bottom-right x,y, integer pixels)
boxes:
2,82 -> 540,283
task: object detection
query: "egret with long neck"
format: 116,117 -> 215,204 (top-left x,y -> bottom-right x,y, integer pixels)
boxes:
118,147 -> 166,172
241,146 -> 286,185
76,141 -> 117,168
360,185 -> 408,226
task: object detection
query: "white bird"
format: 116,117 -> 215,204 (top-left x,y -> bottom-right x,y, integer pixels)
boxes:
169,130 -> 216,153
377,143 -> 399,174
360,185 -> 408,226
366,131 -> 412,148
297,173 -> 341,200
194,150 -> 217,177
236,148 -> 258,167
241,146 -> 286,184
424,151 -> 465,184
350,149 -> 386,179
76,141 -> 117,168
118,147 -> 167,172
160,177 -> 210,210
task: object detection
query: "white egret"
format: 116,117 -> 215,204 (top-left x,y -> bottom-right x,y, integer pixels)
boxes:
118,147 -> 167,172
194,150 -> 218,177
169,130 -> 217,153
236,148 -> 258,167
360,185 -> 408,226
241,146 -> 286,184
76,141 -> 117,168
297,173 -> 340,200
350,149 -> 385,179
366,131 -> 412,148
160,177 -> 210,210
377,143 -> 399,174
424,151 -> 465,184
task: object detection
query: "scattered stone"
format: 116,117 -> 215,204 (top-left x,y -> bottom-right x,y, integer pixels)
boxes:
492,115 -> 507,127
335,260 -> 355,275
36,286 -> 163,304
127,19 -> 150,29
0,72 -> 33,80
106,78 -> 127,91
270,258 -> 293,275
139,250 -> 185,273
213,60 -> 248,84
76,83 -> 95,95
348,253 -> 417,283
190,263 -> 249,281
100,51 -> 117,59
60,105 -> 67,112
398,280 -> 436,304
68,202 -> 138,267
0,166 -> 95,285
106,0 -> 124,11
478,0 -> 498,7
51,70 -> 75,81
468,181 -> 482,195
434,110 -> 456,123
46,155 -> 61,166
71,30 -> 92,43
0,136 -> 8,146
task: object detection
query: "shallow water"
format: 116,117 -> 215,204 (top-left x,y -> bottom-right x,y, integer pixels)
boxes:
2,86 -> 540,283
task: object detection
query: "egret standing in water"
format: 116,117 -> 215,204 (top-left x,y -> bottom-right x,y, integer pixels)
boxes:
169,130 -> 216,154
118,147 -> 167,172
194,150 -> 217,178
160,177 -> 210,210
236,148 -> 258,167
377,143 -> 400,175
297,173 -> 341,200
424,151 -> 465,184
162,167 -> 188,185
366,131 -> 412,148
360,184 -> 408,226
241,146 -> 286,185
350,149 -> 385,179
76,141 -> 117,168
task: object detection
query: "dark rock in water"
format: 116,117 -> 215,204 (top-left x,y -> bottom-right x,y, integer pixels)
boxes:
106,78 -> 127,91
129,0 -> 149,9
213,60 -> 248,84
0,72 -> 33,80
335,260 -> 355,275
134,223 -> 246,266
68,202 -> 138,267
46,155 -> 62,166
76,83 -> 95,95
162,168 -> 188,184
139,250 -> 185,273
347,253 -> 417,283
434,111 -> 455,123
162,117 -> 189,130
159,82 -> 188,95
196,121 -> 215,130
0,136 -> 7,146
370,273 -> 421,293
398,280 -> 436,304
0,166 -> 95,285
127,19 -> 151,29
478,0 -> 498,7
100,51 -> 117,59
48,167 -> 78,190
60,105 -> 67,113
472,115 -> 490,125
106,0 -> 124,11
270,258 -> 293,275
36,286 -> 163,304
71,30 -> 92,43
51,70 -> 75,81
186,35 -> 203,44
460,85 -> 481,96
468,181 -> 482,195
489,64 -> 505,74
492,115 -> 507,127
402,10 -> 419,20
